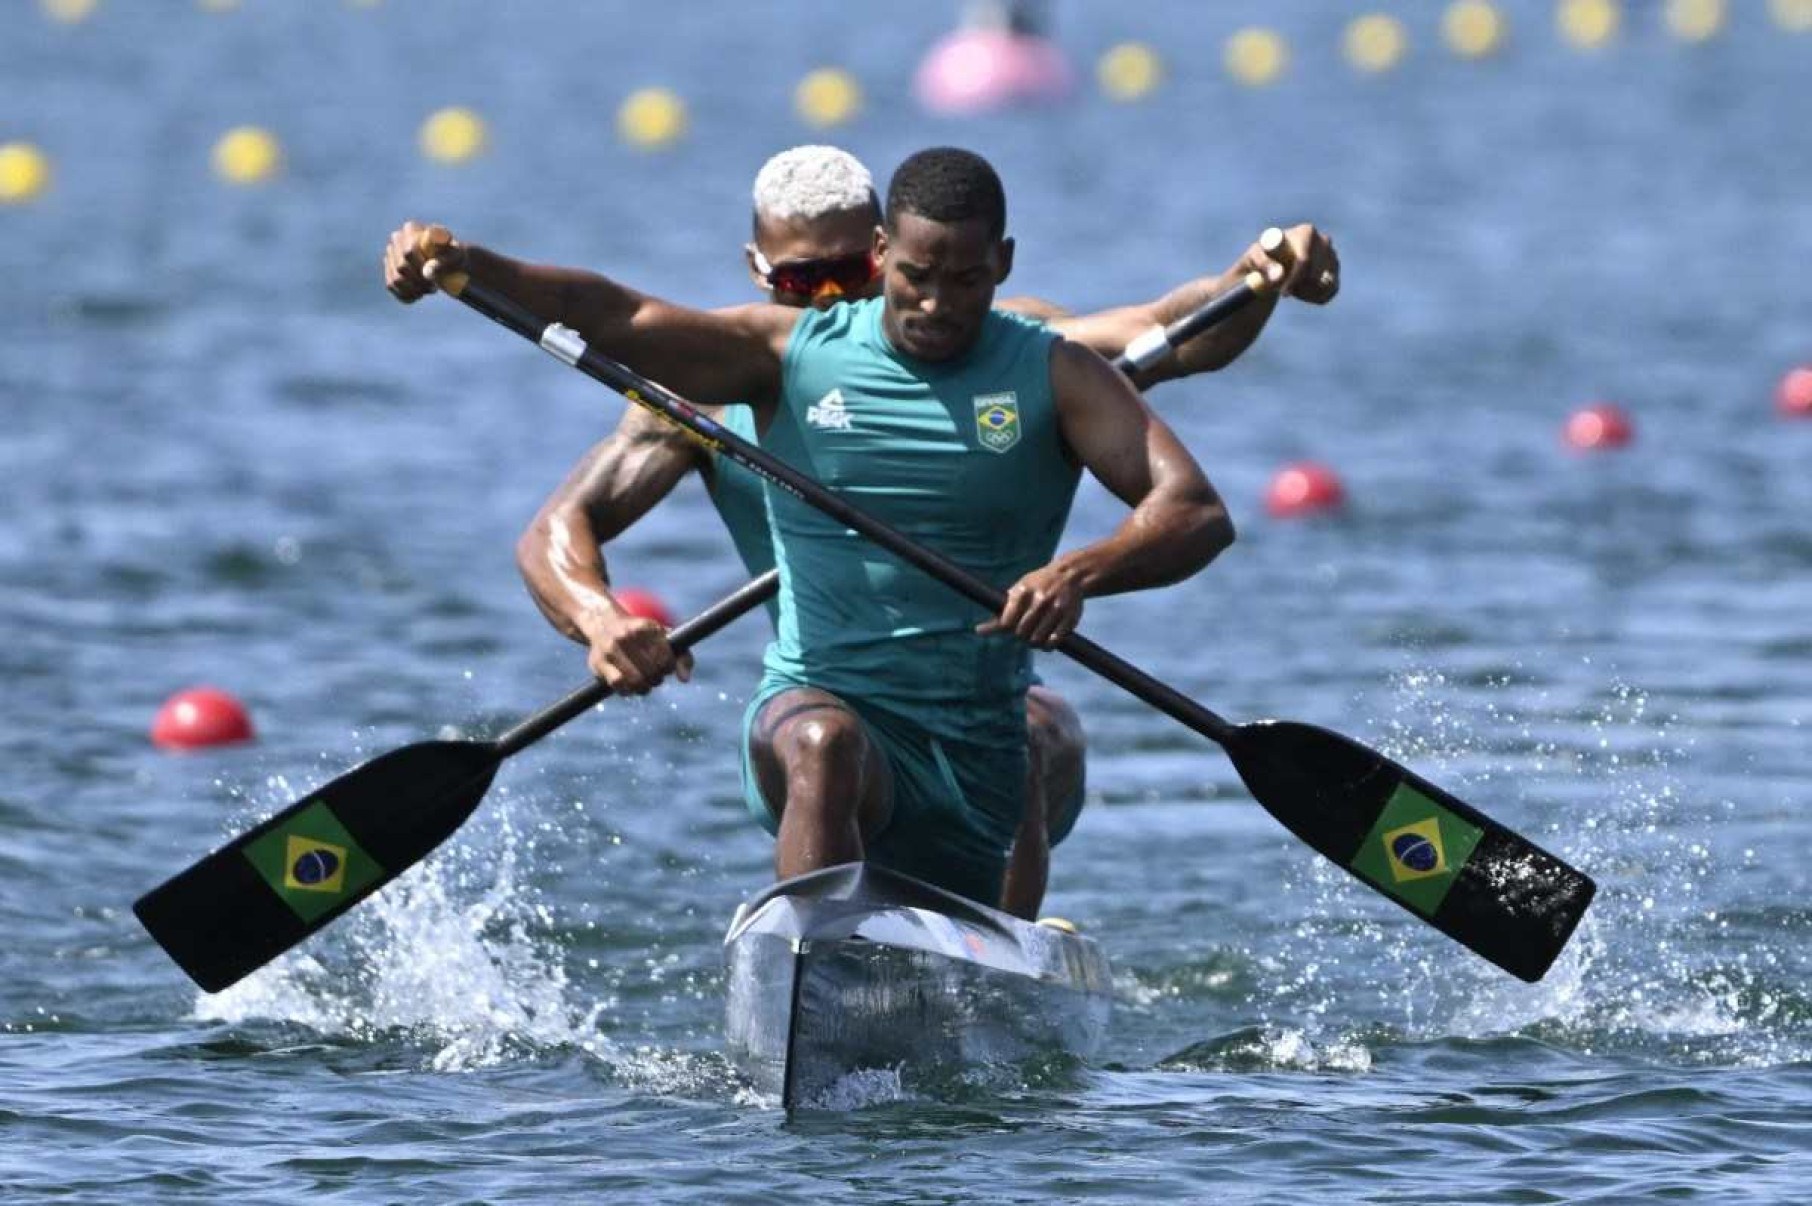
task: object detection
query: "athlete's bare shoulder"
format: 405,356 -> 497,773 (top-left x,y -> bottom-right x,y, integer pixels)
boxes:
712,300 -> 803,359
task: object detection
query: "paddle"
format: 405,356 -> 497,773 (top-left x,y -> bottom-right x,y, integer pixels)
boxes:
1115,226 -> 1284,376
133,570 -> 779,993
425,250 -> 1596,983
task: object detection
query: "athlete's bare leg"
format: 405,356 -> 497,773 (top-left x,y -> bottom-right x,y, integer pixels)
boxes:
999,685 -> 1086,919
747,687 -> 894,880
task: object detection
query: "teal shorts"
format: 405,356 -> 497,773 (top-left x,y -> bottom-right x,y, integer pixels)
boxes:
741,679 -> 1030,905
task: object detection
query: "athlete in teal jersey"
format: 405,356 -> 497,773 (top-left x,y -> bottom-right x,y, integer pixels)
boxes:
733,296 -> 1080,895
397,146 -> 1340,911
761,296 -> 1073,738
703,406 -> 776,578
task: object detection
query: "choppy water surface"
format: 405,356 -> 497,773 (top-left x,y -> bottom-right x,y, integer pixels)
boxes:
4,3 -> 1809,1202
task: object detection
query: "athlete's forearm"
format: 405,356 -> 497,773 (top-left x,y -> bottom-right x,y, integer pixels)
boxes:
455,246 -> 786,407
460,246 -> 640,343
516,501 -> 621,646
1131,266 -> 1281,387
1053,485 -> 1234,597
515,419 -> 702,645
1050,266 -> 1279,390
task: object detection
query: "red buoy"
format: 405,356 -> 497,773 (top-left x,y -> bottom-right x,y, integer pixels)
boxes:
1563,403 -> 1634,451
1265,461 -> 1346,518
614,587 -> 675,628
151,686 -> 255,751
1777,366 -> 1812,419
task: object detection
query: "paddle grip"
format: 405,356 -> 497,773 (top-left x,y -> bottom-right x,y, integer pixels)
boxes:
416,224 -> 471,297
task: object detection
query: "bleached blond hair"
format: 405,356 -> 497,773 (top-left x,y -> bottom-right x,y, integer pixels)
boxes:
751,145 -> 879,225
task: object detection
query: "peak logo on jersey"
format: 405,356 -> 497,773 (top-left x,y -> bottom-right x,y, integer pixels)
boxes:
806,388 -> 852,431
974,393 -> 1020,453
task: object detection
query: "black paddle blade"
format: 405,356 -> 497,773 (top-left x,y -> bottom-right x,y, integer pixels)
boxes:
133,739 -> 501,992
1223,720 -> 1596,982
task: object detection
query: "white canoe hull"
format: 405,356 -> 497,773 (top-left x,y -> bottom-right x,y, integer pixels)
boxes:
723,862 -> 1113,1108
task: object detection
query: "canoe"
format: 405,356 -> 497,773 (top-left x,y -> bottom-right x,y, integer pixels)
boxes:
722,861 -> 1113,1109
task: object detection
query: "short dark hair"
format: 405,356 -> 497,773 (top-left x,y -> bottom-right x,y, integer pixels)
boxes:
884,147 -> 1007,240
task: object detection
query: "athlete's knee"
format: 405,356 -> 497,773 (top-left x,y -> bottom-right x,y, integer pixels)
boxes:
755,692 -> 868,771
761,699 -> 890,832
778,708 -> 871,773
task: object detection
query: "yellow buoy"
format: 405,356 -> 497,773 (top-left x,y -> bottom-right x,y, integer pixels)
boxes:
617,87 -> 687,150
196,0 -> 240,12
1443,0 -> 1507,59
1664,0 -> 1726,41
1344,14 -> 1409,73
1558,0 -> 1621,50
794,68 -> 862,128
1225,28 -> 1288,87
420,107 -> 488,164
1772,0 -> 1812,30
0,143 -> 53,204
41,0 -> 97,23
211,126 -> 283,185
1097,41 -> 1163,102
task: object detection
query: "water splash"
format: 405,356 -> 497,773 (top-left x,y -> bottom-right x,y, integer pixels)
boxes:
1264,665 -> 1809,1067
195,787 -> 613,1071
794,1066 -> 915,1111
1158,1025 -> 1373,1074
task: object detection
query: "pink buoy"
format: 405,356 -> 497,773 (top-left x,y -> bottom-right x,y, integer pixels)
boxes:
614,587 -> 675,628
1776,366 -> 1812,419
914,27 -> 1073,115
1265,461 -> 1346,518
1563,403 -> 1634,451
151,686 -> 255,751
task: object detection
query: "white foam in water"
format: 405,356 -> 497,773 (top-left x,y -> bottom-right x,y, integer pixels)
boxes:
196,790 -> 614,1071
1281,666 -> 1806,1066
1158,1025 -> 1374,1074
798,1066 -> 914,1111
1244,1027 -> 1373,1073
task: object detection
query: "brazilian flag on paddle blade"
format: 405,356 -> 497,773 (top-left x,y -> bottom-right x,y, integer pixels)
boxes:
1348,782 -> 1485,916
242,801 -> 383,923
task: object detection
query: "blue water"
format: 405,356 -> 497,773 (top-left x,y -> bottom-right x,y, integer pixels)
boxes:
4,2 -> 1810,1201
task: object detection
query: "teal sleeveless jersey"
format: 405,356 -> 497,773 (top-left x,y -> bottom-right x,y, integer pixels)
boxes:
760,296 -> 1079,744
703,405 -> 776,578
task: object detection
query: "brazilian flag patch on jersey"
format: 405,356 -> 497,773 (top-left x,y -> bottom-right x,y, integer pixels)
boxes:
973,392 -> 1021,453
1348,782 -> 1485,916
243,800 -> 382,922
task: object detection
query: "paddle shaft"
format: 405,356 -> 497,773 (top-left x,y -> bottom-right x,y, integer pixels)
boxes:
494,569 -> 778,757
1116,227 -> 1281,376
438,276 -> 1259,749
